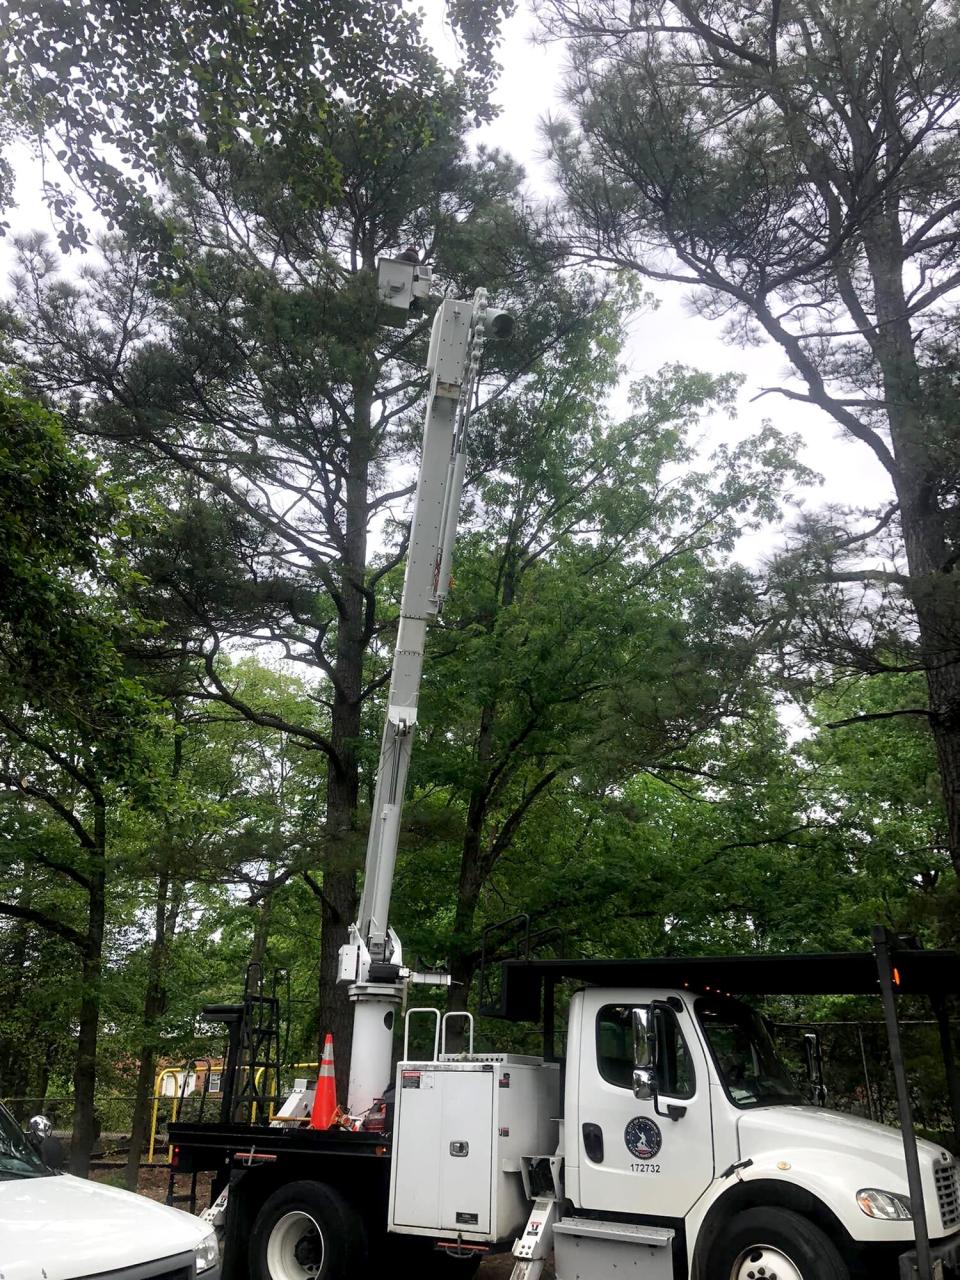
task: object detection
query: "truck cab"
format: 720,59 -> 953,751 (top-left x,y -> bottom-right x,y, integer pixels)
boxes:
561,984 -> 960,1279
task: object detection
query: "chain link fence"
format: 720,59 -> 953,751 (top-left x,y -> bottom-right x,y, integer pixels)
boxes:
1,1091 -> 215,1153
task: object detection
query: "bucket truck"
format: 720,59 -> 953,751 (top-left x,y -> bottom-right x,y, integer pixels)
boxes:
168,262 -> 960,1280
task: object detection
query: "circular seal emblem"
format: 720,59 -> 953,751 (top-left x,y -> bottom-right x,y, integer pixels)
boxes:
624,1115 -> 662,1160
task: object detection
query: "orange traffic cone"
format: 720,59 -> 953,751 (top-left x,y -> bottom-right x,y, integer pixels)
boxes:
310,1033 -> 338,1130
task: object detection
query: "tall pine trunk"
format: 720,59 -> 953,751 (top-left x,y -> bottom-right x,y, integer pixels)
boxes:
447,702 -> 500,1020
70,797 -> 106,1177
0,878 -> 32,1100
125,873 -> 182,1189
317,377 -> 374,1104
125,719 -> 186,1187
865,217 -> 960,874
447,563 -> 518,1021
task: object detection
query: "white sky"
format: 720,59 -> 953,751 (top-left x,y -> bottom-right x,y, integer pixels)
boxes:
2,0 -> 893,552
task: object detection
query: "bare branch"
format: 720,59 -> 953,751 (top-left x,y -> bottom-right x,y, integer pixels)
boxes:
827,708 -> 932,729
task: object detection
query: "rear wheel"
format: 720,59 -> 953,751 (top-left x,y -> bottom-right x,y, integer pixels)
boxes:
708,1207 -> 850,1280
250,1181 -> 366,1280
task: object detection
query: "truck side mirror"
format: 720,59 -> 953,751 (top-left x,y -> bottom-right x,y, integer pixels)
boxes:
26,1114 -> 64,1170
632,1007 -> 658,1102
27,1114 -> 52,1142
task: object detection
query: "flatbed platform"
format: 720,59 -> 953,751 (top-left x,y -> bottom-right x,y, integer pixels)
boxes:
168,1120 -> 392,1170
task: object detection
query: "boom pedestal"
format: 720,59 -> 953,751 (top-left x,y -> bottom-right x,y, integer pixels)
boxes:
347,983 -> 403,1116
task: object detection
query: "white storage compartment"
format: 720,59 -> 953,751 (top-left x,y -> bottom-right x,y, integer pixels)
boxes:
388,1054 -> 559,1244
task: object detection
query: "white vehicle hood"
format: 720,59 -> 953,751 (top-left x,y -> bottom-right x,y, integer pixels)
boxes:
0,1172 -> 208,1280
739,1105 -> 949,1179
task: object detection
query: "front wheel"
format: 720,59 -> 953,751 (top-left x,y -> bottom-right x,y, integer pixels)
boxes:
708,1206 -> 850,1280
250,1180 -> 366,1280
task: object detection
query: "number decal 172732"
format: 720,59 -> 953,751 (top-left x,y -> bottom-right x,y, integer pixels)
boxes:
630,1163 -> 661,1174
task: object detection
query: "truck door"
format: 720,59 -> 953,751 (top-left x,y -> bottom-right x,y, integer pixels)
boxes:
577,991 -> 714,1217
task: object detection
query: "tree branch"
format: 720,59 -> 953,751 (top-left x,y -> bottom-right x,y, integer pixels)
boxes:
826,708 -> 932,729
0,900 -> 85,949
199,643 -> 343,773
301,869 -> 343,923
486,768 -> 564,868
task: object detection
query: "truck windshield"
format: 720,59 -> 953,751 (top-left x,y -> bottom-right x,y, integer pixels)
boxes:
0,1103 -> 48,1178
696,997 -> 804,1109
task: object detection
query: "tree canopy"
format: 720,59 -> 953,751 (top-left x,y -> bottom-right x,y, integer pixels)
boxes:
0,0 -> 957,1176
0,0 -> 513,252
541,0 -> 960,870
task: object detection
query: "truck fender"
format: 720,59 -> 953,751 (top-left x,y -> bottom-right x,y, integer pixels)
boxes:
688,1177 -> 854,1280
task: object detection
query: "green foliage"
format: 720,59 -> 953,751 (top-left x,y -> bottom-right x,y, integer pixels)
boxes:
804,672 -> 951,937
3,119 -> 600,703
384,329 -> 818,990
541,0 -> 960,870
0,376 -> 158,779
0,0 -> 511,254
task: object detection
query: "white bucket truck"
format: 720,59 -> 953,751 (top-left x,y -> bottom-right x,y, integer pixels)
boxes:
168,259 -> 960,1280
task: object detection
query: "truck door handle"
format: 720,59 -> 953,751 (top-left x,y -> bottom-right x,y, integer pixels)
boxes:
582,1122 -> 604,1163
450,1141 -> 469,1157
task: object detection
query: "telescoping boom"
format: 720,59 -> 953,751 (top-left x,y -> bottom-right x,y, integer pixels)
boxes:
337,259 -> 514,1116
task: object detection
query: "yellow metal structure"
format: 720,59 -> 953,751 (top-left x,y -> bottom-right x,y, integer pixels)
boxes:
147,1068 -> 182,1164
150,1060 -> 322,1147
251,1065 -> 278,1123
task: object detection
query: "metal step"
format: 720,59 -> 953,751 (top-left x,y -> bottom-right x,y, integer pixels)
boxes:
553,1217 -> 674,1248
509,1262 -> 546,1280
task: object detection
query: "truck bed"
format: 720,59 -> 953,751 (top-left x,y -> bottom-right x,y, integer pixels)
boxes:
169,1121 -> 395,1280
168,1120 -> 391,1171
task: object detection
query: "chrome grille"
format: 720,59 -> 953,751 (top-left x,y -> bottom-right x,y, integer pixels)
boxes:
936,1160 -> 960,1230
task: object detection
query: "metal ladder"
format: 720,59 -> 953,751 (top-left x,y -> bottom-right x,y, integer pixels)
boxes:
201,963 -> 286,1126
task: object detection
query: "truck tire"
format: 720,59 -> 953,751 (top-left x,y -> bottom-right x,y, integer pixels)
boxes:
250,1180 -> 366,1280
708,1206 -> 849,1280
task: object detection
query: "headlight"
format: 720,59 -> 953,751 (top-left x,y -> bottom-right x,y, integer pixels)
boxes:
194,1227 -> 220,1273
857,1188 -> 913,1220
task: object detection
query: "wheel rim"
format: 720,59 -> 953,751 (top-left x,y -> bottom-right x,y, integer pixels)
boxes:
266,1210 -> 325,1280
729,1242 -> 804,1280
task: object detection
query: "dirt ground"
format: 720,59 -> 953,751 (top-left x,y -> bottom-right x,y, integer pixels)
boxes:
89,1165 -> 554,1277
90,1162 -> 212,1204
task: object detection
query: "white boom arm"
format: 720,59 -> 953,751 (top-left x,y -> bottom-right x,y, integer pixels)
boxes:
338,260 -> 512,1115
